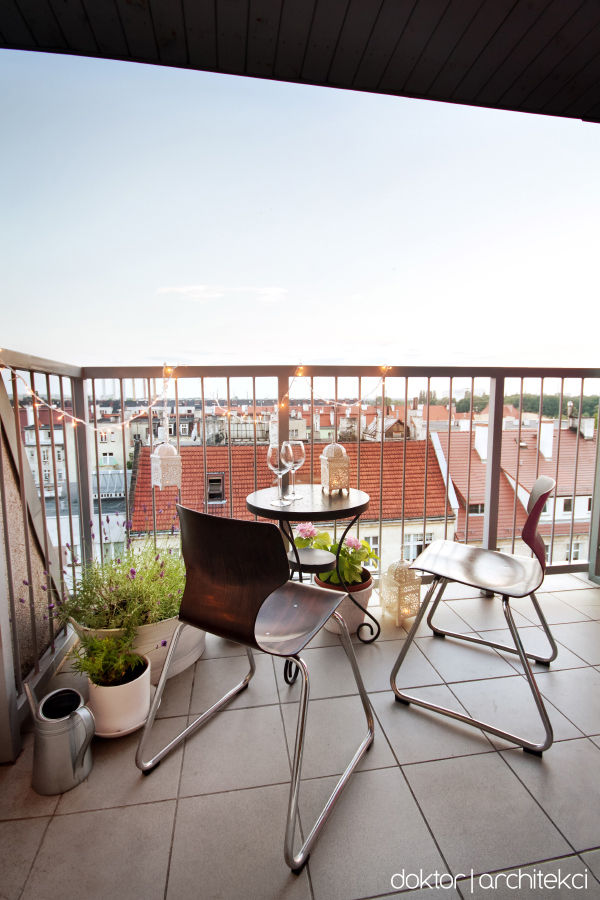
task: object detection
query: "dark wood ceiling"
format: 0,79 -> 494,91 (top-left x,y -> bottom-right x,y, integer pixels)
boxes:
2,0 -> 600,123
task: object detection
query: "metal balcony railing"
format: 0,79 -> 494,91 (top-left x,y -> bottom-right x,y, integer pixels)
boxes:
1,349 -> 599,762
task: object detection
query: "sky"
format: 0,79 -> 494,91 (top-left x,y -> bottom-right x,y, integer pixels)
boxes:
1,48 -> 599,371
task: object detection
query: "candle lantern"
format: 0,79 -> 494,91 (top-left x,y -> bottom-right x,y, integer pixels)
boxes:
380,560 -> 421,626
151,441 -> 182,490
320,442 -> 350,494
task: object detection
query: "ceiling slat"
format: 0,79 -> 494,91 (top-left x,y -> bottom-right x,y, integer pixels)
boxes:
80,0 -> 128,57
182,0 -> 217,70
13,0 -> 67,48
273,0 -> 315,81
47,0 -> 98,53
543,47 -> 600,116
301,0 -> 349,84
427,0 -> 516,100
402,0 -> 483,97
216,0 -> 248,74
246,0 -> 282,76
0,0 -> 37,47
326,0 -> 382,87
352,0 -> 413,91
379,0 -> 450,93
114,0 -> 157,60
150,0 -> 187,65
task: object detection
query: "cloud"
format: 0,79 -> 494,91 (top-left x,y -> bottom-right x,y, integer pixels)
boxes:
156,284 -> 288,304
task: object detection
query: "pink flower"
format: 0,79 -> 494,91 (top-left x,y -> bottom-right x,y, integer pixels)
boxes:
345,536 -> 362,551
296,522 -> 317,540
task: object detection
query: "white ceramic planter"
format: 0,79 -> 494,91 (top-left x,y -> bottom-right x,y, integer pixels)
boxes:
70,616 -> 206,685
88,656 -> 151,738
315,571 -> 374,635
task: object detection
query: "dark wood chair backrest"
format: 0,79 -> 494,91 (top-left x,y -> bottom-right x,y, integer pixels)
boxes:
176,505 -> 290,649
522,476 -> 556,570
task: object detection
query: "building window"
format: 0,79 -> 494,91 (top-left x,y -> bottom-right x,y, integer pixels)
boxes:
180,423 -> 189,436
588,497 -> 593,512
403,532 -> 433,562
101,452 -> 114,465
206,472 -> 225,504
567,541 -> 582,561
363,535 -> 379,567
563,498 -> 572,513
99,432 -> 108,443
468,503 -> 485,515
169,423 -> 176,436
110,432 -> 116,442
42,448 -> 49,463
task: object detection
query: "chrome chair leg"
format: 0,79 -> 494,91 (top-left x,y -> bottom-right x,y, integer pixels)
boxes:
284,611 -> 374,872
391,584 -> 554,754
136,624 -> 256,773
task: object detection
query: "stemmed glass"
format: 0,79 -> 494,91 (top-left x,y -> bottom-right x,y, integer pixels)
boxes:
267,445 -> 292,507
281,440 -> 305,499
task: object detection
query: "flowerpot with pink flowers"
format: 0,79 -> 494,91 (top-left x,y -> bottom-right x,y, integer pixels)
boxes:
293,525 -> 378,634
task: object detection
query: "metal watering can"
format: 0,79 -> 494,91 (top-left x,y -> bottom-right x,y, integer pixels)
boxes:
25,684 -> 95,795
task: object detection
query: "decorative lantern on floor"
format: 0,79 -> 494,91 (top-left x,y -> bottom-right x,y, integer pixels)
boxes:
151,441 -> 182,490
380,560 -> 421,626
320,442 -> 350,494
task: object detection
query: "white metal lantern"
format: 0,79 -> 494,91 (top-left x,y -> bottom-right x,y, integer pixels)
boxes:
320,442 -> 350,494
380,560 -> 421,626
151,442 -> 182,490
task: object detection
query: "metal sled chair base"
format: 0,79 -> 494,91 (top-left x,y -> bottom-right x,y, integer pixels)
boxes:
390,578 -> 556,755
136,614 -> 374,872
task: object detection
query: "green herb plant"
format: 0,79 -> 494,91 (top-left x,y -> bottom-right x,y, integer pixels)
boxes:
71,631 -> 146,687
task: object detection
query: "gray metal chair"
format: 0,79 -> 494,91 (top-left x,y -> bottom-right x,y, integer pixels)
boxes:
136,506 -> 374,871
390,475 -> 558,755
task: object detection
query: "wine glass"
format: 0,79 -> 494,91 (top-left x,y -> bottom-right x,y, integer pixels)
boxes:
281,440 -> 305,499
266,445 -> 292,507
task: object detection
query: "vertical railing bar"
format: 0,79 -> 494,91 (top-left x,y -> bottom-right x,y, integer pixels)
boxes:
227,378 -> 233,518
71,375 -> 92,566
401,377 -> 408,555
550,378 -> 565,563
483,375 -> 505,553
174,377 -> 181,518
569,380 -> 585,561
147,378 -> 157,546
465,377 -> 474,545
30,373 -> 54,627
44,373 -> 62,641
59,377 -> 76,596
334,378 -> 338,443
310,378 -> 314,481
11,371 -> 39,673
119,378 -> 131,537
422,377 -> 430,552
252,377 -> 257,508
444,376 -> 452,539
356,378 -> 361,540
535,378 -> 544,482
0,422 -> 24,693
201,377 -> 208,514
377,377 -> 385,572
510,378 -> 524,554
90,380 -> 103,564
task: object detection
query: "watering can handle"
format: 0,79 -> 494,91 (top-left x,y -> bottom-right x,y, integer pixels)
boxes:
73,706 -> 95,772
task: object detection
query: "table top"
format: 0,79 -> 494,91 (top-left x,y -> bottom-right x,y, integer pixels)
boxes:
246,484 -> 370,523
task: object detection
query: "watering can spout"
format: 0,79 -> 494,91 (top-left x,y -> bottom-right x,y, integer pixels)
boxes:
24,682 -> 42,723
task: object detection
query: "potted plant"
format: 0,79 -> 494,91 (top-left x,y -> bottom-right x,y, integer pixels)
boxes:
71,631 -> 151,738
293,524 -> 379,634
59,542 -> 205,684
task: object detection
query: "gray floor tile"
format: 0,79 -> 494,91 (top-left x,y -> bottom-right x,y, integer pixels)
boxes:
442,597 -> 532,632
458,855 -> 597,899
451,674 -> 583,748
415,634 -> 516,682
439,582 -> 482,600
378,887 -> 461,898
201,632 -> 247,658
301,768 -> 448,900
155,665 -> 194,718
581,849 -> 600,883
179,704 -> 290,796
56,715 -> 187,813
402,601 -> 475,637
536,667 -> 600,735
477,625 -> 587,673
543,574 -> 591,592
404,753 -> 570,874
550,622 -> 600,664
511,592 -> 595,625
189,651 -> 279,712
280,694 -> 395,778
0,734 -> 59,821
371,686 -> 494,764
0,817 -> 49,900
502,738 -> 600,850
21,801 -> 175,900
168,787 -> 311,900
591,736 -> 600,750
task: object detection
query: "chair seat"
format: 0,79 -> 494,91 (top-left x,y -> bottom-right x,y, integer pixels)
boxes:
411,540 -> 543,598
255,580 -> 343,657
287,547 -> 337,573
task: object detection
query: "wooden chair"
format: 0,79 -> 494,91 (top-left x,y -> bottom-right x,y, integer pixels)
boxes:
136,506 -> 374,870
390,476 -> 558,755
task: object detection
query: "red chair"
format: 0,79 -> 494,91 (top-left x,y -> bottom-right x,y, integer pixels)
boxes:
390,476 -> 558,755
